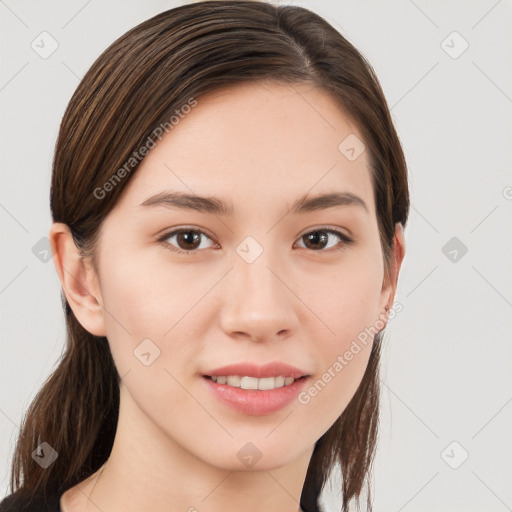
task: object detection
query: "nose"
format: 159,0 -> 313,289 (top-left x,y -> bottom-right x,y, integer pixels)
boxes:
219,249 -> 298,343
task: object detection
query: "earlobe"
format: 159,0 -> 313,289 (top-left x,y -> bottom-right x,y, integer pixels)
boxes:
49,223 -> 107,337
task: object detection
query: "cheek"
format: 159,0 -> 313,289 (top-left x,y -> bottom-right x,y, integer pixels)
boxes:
296,251 -> 383,412
96,253 -> 202,416
296,288 -> 378,426
301,248 -> 384,340
97,249 -> 217,380
98,248 -> 200,337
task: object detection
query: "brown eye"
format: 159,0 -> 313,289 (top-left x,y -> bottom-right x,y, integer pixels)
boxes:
175,230 -> 202,250
160,228 -> 215,255
296,228 -> 353,252
302,231 -> 329,250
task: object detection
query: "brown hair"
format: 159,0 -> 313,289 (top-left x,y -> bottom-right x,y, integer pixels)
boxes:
6,2 -> 409,511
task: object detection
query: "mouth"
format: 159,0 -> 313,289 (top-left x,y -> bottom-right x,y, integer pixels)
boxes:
202,374 -> 309,390
202,375 -> 310,416
201,361 -> 311,415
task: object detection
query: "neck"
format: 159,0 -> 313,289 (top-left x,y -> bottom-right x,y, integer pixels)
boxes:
83,383 -> 313,512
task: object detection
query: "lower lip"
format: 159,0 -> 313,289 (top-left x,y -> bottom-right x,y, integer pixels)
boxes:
202,376 -> 309,416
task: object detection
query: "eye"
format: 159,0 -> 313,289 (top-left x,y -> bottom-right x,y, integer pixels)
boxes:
158,228 -> 217,255
158,225 -> 353,256
295,227 -> 354,252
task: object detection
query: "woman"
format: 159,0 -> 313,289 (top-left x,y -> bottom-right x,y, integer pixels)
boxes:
1,1 -> 408,511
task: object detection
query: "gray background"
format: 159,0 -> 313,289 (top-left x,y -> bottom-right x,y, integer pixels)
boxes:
1,1 -> 511,510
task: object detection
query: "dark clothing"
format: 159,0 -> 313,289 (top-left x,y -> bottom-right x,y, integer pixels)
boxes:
0,492 -> 61,512
1,490 -> 319,512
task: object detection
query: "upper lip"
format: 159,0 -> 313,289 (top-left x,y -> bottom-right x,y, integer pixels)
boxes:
203,362 -> 310,379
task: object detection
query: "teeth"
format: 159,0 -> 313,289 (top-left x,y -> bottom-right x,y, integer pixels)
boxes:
227,375 -> 241,387
210,375 -> 301,390
275,376 -> 285,387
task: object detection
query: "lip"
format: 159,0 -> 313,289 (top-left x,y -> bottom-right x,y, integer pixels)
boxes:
202,374 -> 310,416
203,361 -> 309,379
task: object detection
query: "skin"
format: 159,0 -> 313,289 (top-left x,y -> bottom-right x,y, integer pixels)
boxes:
51,81 -> 405,512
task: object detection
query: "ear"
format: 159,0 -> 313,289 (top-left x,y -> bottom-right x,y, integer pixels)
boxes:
49,222 -> 107,337
379,223 -> 406,317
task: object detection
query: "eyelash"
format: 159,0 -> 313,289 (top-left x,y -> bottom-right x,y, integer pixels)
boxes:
157,225 -> 354,256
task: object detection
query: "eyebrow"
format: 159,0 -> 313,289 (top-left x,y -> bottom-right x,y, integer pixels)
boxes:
140,190 -> 368,215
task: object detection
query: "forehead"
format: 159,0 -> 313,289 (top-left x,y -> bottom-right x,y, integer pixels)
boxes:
115,81 -> 375,216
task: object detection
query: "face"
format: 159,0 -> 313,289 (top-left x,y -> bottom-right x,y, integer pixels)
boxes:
83,81 -> 394,471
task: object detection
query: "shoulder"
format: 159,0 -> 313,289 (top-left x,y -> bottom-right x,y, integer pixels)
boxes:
0,491 -> 61,512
